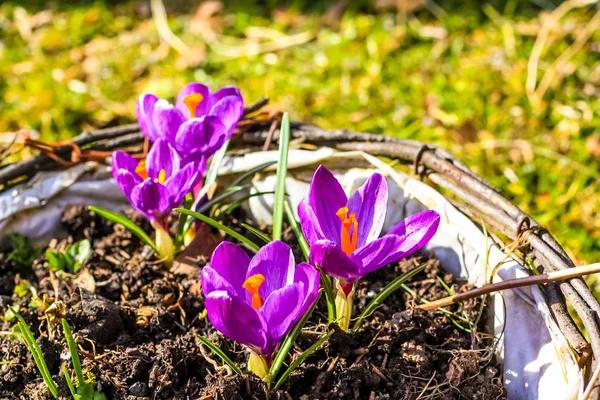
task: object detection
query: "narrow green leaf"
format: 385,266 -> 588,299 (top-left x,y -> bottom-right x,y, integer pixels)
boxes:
241,223 -> 272,244
8,306 -> 58,399
63,366 -> 78,398
316,264 -> 336,324
269,300 -> 317,382
272,113 -> 290,241
283,201 -> 309,261
62,319 -> 84,386
215,191 -> 275,219
175,208 -> 260,251
205,140 -> 230,187
88,206 -> 158,253
273,330 -> 334,390
175,195 -> 193,248
230,161 -> 278,187
195,335 -> 241,375
196,184 -> 250,215
183,184 -> 250,236
353,263 -> 426,332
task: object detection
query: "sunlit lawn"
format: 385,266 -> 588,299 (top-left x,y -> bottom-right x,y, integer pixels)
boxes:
0,0 -> 598,265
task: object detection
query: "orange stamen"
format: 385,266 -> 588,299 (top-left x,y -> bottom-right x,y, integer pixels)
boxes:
183,93 -> 204,118
336,207 -> 359,256
243,274 -> 266,310
135,161 -> 148,180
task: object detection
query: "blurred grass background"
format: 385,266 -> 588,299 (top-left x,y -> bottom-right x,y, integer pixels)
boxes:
0,0 -> 598,265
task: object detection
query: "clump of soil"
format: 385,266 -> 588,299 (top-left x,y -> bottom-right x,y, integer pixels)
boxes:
0,205 -> 505,399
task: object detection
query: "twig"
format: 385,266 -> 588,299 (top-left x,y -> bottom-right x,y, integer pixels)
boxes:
583,361 -> 600,400
417,263 -> 600,311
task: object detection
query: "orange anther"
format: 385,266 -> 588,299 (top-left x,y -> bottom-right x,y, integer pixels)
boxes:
243,274 -> 266,310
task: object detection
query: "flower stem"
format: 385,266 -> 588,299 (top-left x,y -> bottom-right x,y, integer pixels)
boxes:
248,352 -> 270,383
152,222 -> 175,266
334,282 -> 354,331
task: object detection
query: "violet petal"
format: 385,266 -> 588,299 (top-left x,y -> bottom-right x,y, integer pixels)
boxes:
352,210 -> 439,276
203,241 -> 251,299
309,240 -> 360,282
304,166 -> 347,244
136,94 -> 160,141
208,87 -> 244,134
146,139 -> 180,180
261,283 -> 301,344
129,179 -> 171,221
294,263 -> 320,318
152,99 -> 186,143
297,198 -> 327,245
347,173 -> 388,247
175,116 -> 227,157
246,241 -> 295,302
204,291 -> 270,355
176,82 -> 211,118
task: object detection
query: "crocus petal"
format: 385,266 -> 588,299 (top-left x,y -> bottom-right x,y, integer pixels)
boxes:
246,241 -> 295,301
152,99 -> 186,143
113,169 -> 142,201
351,210 -> 439,276
309,240 -> 360,282
297,198 -> 327,245
146,139 -> 181,180
112,150 -> 140,177
387,209 -> 441,242
164,159 -> 204,205
347,173 -> 388,247
294,263 -> 320,318
201,266 -> 238,298
130,179 -> 172,221
261,284 -> 301,344
350,234 -> 409,277
203,241 -> 251,299
304,166 -> 348,245
205,291 -> 270,355
208,87 -> 244,134
176,82 -> 211,118
136,94 -> 160,141
174,116 -> 227,157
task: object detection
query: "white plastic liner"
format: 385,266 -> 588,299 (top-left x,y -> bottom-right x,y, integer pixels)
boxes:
0,148 -> 583,399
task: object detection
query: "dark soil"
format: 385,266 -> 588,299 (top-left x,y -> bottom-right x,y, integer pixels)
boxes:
0,205 -> 506,399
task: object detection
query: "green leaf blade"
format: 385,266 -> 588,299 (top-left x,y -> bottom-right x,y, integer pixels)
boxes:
8,306 -> 59,399
272,113 -> 291,241
269,300 -> 317,383
241,223 -> 272,244
273,330 -> 334,391
352,263 -> 426,332
175,208 -> 260,251
195,335 -> 241,375
88,206 -> 158,253
62,319 -> 85,386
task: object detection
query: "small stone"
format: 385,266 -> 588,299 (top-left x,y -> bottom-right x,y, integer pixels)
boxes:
0,295 -> 11,307
128,382 -> 148,397
391,310 -> 412,328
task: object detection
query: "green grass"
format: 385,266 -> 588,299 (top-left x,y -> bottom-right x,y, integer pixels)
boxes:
0,0 -> 598,265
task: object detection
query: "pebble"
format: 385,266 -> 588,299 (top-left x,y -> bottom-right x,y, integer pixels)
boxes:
391,310 -> 412,328
128,382 -> 149,397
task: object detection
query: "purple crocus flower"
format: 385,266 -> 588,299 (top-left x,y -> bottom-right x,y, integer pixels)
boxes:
298,165 -> 440,295
136,83 -> 244,159
202,241 -> 320,363
112,139 -> 205,229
